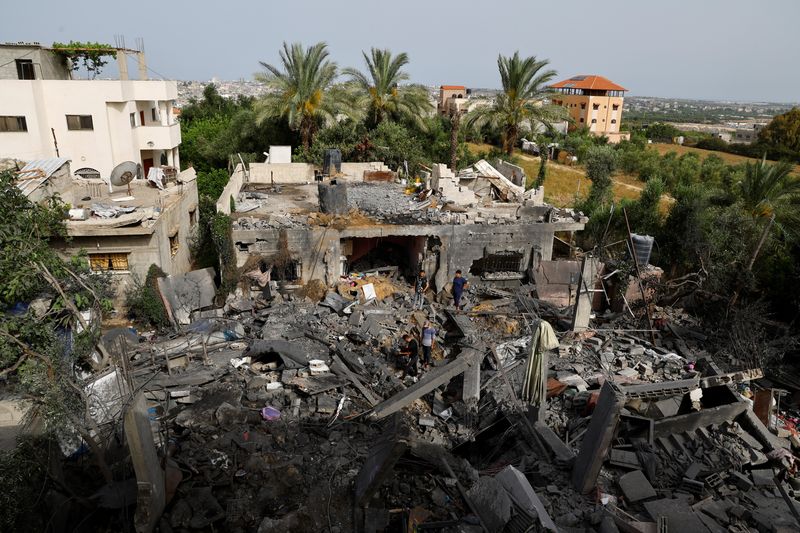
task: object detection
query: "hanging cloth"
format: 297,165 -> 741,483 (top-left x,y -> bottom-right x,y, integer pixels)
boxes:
521,320 -> 559,404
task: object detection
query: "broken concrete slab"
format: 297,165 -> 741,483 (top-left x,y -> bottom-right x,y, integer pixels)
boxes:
618,470 -> 657,503
572,382 -> 625,493
124,392 -> 165,533
652,402 -> 748,439
495,465 -> 558,532
534,422 -> 576,466
355,415 -> 409,505
644,497 -> 711,533
157,267 -> 216,326
465,476 -> 513,532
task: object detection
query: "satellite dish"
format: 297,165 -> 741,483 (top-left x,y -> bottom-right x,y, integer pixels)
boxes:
109,161 -> 142,196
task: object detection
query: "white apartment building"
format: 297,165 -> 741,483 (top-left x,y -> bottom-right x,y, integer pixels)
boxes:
0,43 -> 180,178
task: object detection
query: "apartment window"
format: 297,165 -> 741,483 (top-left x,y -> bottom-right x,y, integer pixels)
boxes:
169,232 -> 179,256
591,119 -> 597,124
66,115 -> 94,131
579,118 -> 584,123
16,59 -> 35,80
89,253 -> 129,271
0,116 -> 28,132
592,104 -> 600,110
612,104 -> 619,111
74,167 -> 100,179
611,119 -> 617,124
130,112 -> 136,128
580,103 -> 586,110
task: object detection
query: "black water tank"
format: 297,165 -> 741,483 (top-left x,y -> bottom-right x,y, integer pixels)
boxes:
323,149 -> 342,176
630,234 -> 654,266
318,182 -> 348,214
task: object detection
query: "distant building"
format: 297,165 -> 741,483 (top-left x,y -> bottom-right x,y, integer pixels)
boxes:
550,75 -> 630,143
0,42 -> 181,179
13,157 -> 198,304
438,85 -> 470,116
733,123 -> 766,144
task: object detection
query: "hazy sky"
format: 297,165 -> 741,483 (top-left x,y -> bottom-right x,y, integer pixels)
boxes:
2,0 -> 798,102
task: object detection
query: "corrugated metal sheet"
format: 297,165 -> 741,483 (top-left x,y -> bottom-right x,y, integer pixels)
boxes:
15,157 -> 71,197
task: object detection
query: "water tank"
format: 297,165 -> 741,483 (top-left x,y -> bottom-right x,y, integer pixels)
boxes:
323,149 -> 342,176
318,182 -> 348,215
630,234 -> 654,266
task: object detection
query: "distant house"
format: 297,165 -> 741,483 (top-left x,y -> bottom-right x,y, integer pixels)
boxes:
438,85 -> 470,116
549,75 -> 630,143
0,42 -> 181,179
733,123 -> 766,144
14,158 -> 198,305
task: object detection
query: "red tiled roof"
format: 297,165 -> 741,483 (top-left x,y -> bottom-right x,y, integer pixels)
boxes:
550,75 -> 627,92
440,85 -> 466,90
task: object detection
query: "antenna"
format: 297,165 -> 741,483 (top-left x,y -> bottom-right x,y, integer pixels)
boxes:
109,161 -> 142,196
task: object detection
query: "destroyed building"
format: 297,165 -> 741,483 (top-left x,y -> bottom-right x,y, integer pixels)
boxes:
12,157 -> 198,303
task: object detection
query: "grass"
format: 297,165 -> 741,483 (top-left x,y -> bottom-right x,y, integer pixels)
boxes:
652,143 -> 800,173
465,142 -> 644,207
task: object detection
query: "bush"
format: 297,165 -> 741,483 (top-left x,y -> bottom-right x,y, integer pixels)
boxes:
126,264 -> 170,329
584,145 -> 617,206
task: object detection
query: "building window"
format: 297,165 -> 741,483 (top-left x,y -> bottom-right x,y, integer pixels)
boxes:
151,108 -> 158,122
611,119 -> 617,124
579,118 -> 584,123
0,116 -> 27,132
130,112 -> 136,128
16,59 -> 35,80
612,104 -> 619,111
89,253 -> 129,271
74,167 -> 100,179
66,115 -> 94,131
591,119 -> 597,124
189,209 -> 197,226
169,233 -> 179,256
580,103 -> 586,110
593,104 -> 600,110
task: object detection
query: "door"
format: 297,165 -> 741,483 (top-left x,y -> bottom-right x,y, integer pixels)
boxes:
142,158 -> 154,176
139,110 -> 146,126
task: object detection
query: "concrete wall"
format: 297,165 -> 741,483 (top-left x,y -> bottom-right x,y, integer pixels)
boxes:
216,163 -> 245,214
339,162 -> 391,181
495,160 -> 526,187
249,162 -> 314,184
0,79 -> 179,176
0,45 -> 70,80
231,220 -> 584,292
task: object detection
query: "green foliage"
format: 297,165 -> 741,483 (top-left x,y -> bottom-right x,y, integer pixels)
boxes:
343,48 -> 432,129
52,41 -> 115,79
210,213 -> 237,298
758,107 -> 800,155
126,264 -> 169,329
197,168 -> 230,200
0,436 -> 51,532
584,145 -> 617,207
535,149 -> 548,189
255,42 -> 352,150
465,51 -> 564,155
644,122 -> 681,142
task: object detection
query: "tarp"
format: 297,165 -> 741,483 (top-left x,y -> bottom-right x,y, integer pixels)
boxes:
521,320 -> 559,404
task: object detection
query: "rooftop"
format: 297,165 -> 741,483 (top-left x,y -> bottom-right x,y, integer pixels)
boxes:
550,75 -> 627,92
440,85 -> 466,90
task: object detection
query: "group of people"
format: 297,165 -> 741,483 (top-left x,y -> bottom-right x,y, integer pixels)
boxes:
399,268 -> 470,377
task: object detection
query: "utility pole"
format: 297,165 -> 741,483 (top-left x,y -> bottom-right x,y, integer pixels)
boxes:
51,128 -> 59,157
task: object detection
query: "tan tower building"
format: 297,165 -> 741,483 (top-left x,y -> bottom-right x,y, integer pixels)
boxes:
550,75 -> 629,143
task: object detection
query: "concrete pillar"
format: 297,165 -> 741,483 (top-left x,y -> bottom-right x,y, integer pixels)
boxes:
117,50 -> 129,80
125,392 -> 165,532
571,253 -> 597,332
137,51 -> 148,80
462,352 -> 481,407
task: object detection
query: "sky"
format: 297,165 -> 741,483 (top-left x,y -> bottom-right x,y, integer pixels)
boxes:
2,0 -> 799,102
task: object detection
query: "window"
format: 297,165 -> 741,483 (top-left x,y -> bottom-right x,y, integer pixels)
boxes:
16,59 -> 35,80
579,118 -> 584,123
74,167 -> 100,179
592,104 -> 600,110
0,116 -> 27,132
169,233 -> 179,256
612,104 -> 619,111
580,103 -> 586,110
151,107 -> 158,122
89,253 -> 129,271
189,209 -> 197,226
66,115 -> 94,130
611,119 -> 617,124
130,112 -> 136,128
591,119 -> 597,124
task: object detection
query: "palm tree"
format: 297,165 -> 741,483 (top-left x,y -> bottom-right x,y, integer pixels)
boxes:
730,157 -> 800,306
465,52 -> 564,155
343,48 -> 431,129
255,42 -> 349,150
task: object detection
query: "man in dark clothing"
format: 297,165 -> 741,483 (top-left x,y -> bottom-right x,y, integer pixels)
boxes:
413,270 -> 429,310
399,334 -> 419,376
452,270 -> 469,310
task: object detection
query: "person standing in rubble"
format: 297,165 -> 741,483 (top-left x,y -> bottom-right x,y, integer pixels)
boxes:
413,270 -> 429,310
451,270 -> 469,311
399,333 -> 419,377
421,321 -> 437,369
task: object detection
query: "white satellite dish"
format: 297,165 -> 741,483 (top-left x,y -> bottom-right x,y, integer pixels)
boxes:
109,161 -> 142,196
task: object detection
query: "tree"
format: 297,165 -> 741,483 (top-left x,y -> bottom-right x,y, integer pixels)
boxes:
255,42 -> 350,151
534,148 -> 548,189
730,157 -> 800,306
51,41 -> 115,79
758,107 -> 800,154
584,145 -> 617,206
343,48 -> 431,129
645,122 -> 681,143
465,51 -> 563,155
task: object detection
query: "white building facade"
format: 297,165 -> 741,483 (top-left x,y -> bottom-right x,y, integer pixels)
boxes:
0,43 -> 180,178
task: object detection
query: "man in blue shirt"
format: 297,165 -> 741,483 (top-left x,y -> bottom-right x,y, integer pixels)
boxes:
452,270 -> 469,310
421,321 -> 436,368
